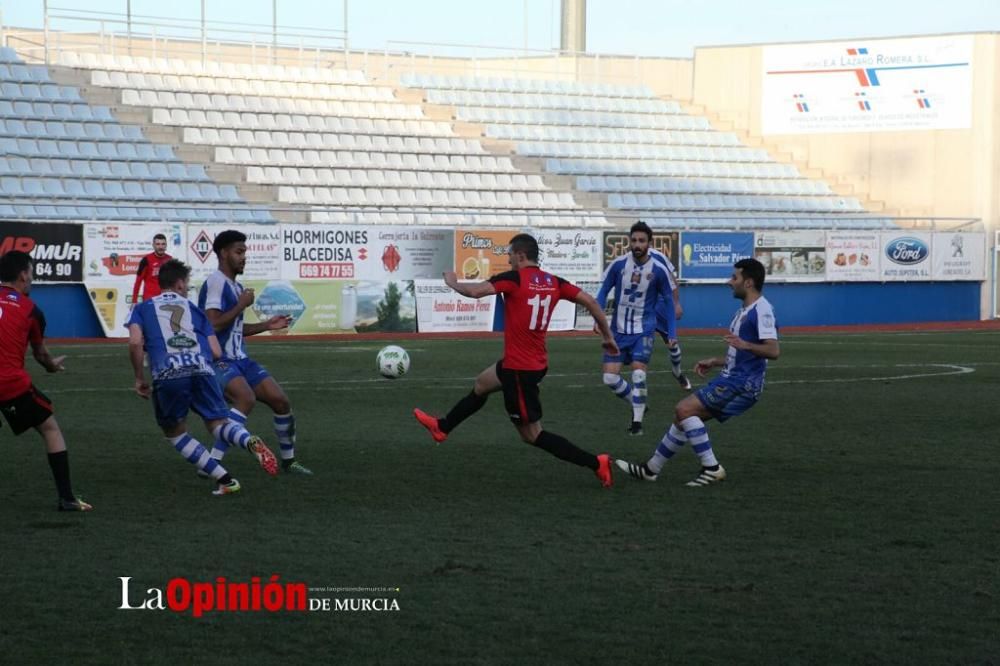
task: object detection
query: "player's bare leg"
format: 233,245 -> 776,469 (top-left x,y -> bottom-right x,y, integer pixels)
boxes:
414,362 -> 500,443
36,416 -> 91,511
517,420 -> 613,488
255,377 -> 310,475
224,376 -> 257,416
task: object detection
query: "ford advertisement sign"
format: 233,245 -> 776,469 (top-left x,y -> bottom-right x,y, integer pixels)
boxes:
885,237 -> 929,265
879,232 -> 931,280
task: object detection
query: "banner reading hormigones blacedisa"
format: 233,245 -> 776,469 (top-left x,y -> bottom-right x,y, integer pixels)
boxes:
82,223 -> 453,336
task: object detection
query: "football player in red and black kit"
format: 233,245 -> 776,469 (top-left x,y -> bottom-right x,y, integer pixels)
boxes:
131,233 -> 172,305
0,251 -> 92,511
414,233 -> 621,487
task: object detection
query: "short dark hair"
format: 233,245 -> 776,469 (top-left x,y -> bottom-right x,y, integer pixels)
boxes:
509,233 -> 539,262
158,259 -> 191,289
153,233 -> 167,242
734,258 -> 766,291
629,221 -> 653,241
0,250 -> 33,282
212,230 -> 246,256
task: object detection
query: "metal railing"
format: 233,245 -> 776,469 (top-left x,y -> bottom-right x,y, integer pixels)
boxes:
1,5 -> 667,85
0,201 -> 980,232
10,5 -> 347,69
381,39 -> 652,87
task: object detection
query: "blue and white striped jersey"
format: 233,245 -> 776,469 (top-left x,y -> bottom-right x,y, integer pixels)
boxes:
126,291 -> 216,381
650,249 -> 678,294
197,270 -> 247,361
596,253 -> 673,336
722,296 -> 778,384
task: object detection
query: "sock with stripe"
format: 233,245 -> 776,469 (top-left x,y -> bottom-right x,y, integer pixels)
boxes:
603,372 -> 631,402
212,419 -> 253,452
631,369 -> 647,422
439,390 -> 488,434
532,430 -> 599,471
669,343 -> 683,378
210,408 -> 247,462
647,424 -> 687,474
273,412 -> 296,461
680,416 -> 719,469
169,432 -> 228,481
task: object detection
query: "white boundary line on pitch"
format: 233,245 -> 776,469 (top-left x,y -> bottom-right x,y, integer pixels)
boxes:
42,362 -> 981,394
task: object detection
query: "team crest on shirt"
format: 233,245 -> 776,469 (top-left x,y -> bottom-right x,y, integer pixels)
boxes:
762,313 -> 774,328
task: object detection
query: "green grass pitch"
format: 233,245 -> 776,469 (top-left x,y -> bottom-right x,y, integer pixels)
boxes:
1,330 -> 998,664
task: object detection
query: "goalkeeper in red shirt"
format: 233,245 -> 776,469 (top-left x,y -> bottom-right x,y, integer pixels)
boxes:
131,233 -> 172,305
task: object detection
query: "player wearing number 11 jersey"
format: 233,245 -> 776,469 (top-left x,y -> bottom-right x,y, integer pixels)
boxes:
413,233 -> 621,487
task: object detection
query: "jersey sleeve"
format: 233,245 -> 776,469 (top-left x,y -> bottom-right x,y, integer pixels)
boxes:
596,258 -> 621,308
28,304 -> 46,345
650,252 -> 678,292
652,264 -> 672,300
131,256 -> 148,303
125,302 -> 142,329
755,302 -> 778,340
488,270 -> 520,295
200,273 -> 226,310
191,305 -> 216,340
556,276 -> 581,302
663,259 -> 678,291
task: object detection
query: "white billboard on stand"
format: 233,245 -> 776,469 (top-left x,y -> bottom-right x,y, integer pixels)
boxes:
762,36 -> 972,134
931,232 -> 985,281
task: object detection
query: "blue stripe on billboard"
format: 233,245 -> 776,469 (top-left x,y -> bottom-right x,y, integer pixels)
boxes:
678,232 -> 754,280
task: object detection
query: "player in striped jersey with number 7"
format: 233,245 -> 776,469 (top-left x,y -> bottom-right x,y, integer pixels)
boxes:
414,233 -> 621,487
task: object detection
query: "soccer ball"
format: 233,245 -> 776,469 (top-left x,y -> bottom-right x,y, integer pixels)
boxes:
376,345 -> 410,379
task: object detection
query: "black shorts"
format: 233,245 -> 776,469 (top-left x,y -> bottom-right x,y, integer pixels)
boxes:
0,385 -> 54,435
496,360 -> 547,425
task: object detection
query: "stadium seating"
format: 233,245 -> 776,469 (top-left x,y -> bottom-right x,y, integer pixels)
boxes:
0,50 -> 275,222
402,72 -> 875,225
70,55 -> 591,224
1,43 -> 880,227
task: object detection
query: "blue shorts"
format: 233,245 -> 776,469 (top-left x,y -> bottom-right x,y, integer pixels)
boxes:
655,302 -> 677,341
152,375 -> 230,428
694,375 -> 761,423
603,332 -> 655,365
214,357 -> 271,390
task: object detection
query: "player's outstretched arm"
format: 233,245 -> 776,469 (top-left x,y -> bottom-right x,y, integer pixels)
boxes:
31,342 -> 64,373
694,357 -> 724,377
443,271 -> 496,299
127,324 -> 151,398
131,257 -> 147,305
723,334 -> 780,360
244,315 -> 292,337
574,291 -> 619,355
